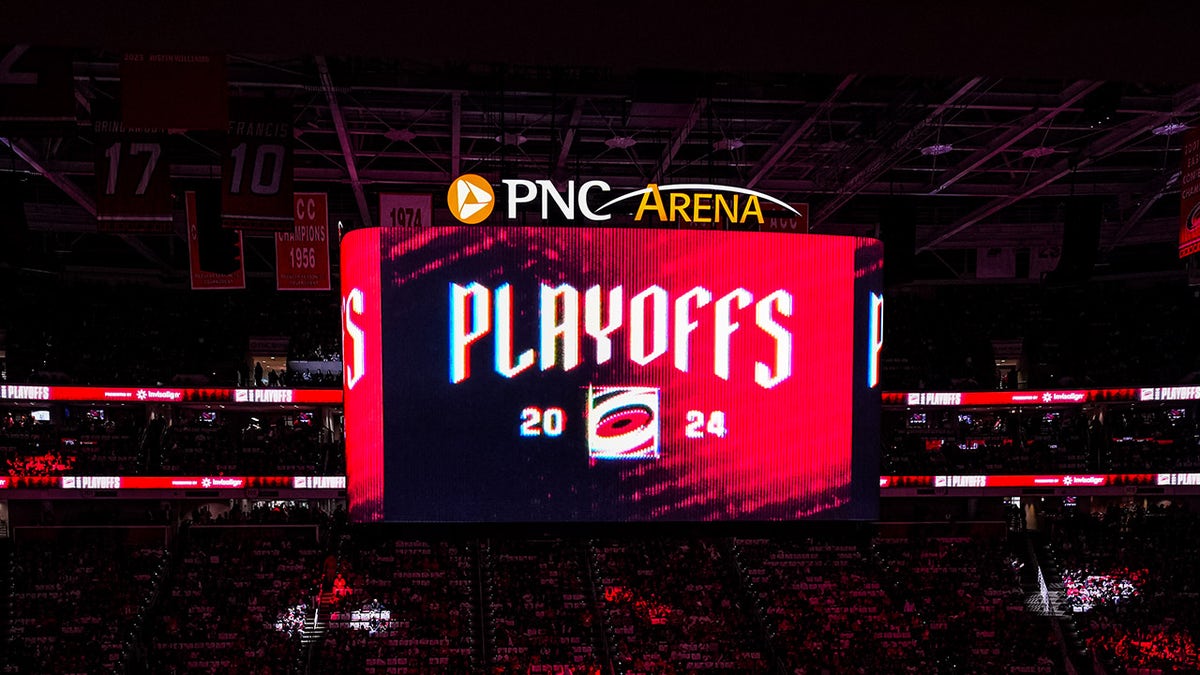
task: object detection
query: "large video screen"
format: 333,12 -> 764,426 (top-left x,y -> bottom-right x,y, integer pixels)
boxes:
342,226 -> 883,522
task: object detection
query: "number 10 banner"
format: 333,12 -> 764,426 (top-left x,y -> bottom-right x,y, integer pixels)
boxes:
276,193 -> 331,291
221,101 -> 294,232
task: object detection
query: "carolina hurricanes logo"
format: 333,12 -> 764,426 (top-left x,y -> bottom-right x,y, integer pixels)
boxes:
586,386 -> 660,460
136,389 -> 148,401
1188,202 -> 1200,232
447,174 -> 495,224
1042,392 -> 1052,403
201,477 -> 213,488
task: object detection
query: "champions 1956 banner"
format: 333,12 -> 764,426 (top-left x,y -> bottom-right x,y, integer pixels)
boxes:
342,225 -> 884,523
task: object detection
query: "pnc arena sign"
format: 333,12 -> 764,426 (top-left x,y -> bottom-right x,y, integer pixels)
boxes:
446,173 -> 804,226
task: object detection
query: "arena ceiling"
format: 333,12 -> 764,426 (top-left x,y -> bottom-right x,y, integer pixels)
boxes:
2,5 -> 1200,280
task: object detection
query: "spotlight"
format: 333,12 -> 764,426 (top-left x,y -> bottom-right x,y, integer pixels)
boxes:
920,143 -> 954,157
604,136 -> 637,150
1152,121 -> 1188,136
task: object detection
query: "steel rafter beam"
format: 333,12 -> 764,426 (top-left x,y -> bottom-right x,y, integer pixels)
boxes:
2,136 -> 171,271
747,74 -> 857,188
930,80 -> 1101,194
1105,169 -> 1180,251
812,76 -> 987,228
315,55 -> 373,228
555,96 -> 585,174
919,83 -> 1200,252
652,98 -> 707,183
23,158 -> 1170,198
450,92 -> 462,176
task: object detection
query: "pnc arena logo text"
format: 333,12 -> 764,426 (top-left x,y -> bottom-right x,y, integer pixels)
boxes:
445,174 -> 803,226
447,174 -> 496,224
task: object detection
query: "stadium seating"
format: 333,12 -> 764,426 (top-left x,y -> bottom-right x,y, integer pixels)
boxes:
7,527 -> 167,674
1051,504 -> 1200,674
484,538 -> 604,674
312,532 -> 478,674
591,538 -> 768,673
146,524 -> 322,675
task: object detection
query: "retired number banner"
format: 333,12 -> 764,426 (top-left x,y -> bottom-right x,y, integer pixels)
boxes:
93,101 -> 173,233
276,193 -> 331,291
187,190 -> 245,290
221,101 -> 294,232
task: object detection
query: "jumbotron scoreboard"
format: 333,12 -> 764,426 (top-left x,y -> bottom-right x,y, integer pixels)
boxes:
342,225 -> 883,522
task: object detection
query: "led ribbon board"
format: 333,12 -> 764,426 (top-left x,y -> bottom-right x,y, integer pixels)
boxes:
342,226 -> 883,522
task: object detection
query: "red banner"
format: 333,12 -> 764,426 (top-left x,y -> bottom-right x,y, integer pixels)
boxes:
120,53 -> 227,131
0,383 -> 342,404
276,193 -> 331,290
187,191 -> 245,290
93,101 -> 174,234
221,101 -> 294,231
760,203 -> 810,234
1180,129 -> 1200,259
378,193 -> 432,229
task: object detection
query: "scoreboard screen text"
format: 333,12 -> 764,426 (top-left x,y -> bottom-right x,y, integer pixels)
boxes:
342,226 -> 882,522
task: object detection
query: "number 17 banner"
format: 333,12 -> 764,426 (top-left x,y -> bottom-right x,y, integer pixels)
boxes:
93,100 -> 173,234
276,193 -> 331,291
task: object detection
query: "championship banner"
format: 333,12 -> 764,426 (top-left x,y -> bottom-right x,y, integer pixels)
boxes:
93,101 -> 173,233
276,193 -> 331,291
1180,129 -> 1200,259
120,53 -> 227,131
0,45 -> 74,134
379,192 -> 432,229
221,101 -> 294,231
186,190 -> 245,290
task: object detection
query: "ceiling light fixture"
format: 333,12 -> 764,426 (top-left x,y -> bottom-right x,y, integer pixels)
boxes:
1022,146 -> 1055,159
713,138 -> 744,151
920,143 -> 954,157
384,128 -> 417,143
605,136 -> 637,150
495,132 -> 527,146
1152,121 -> 1189,136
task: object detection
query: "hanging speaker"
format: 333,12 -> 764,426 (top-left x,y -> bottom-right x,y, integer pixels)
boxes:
1047,197 -> 1103,284
879,198 -> 916,285
0,174 -> 28,265
194,184 -> 241,274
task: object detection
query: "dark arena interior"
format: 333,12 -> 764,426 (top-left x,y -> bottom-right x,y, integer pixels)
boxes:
4,3 -> 1200,673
